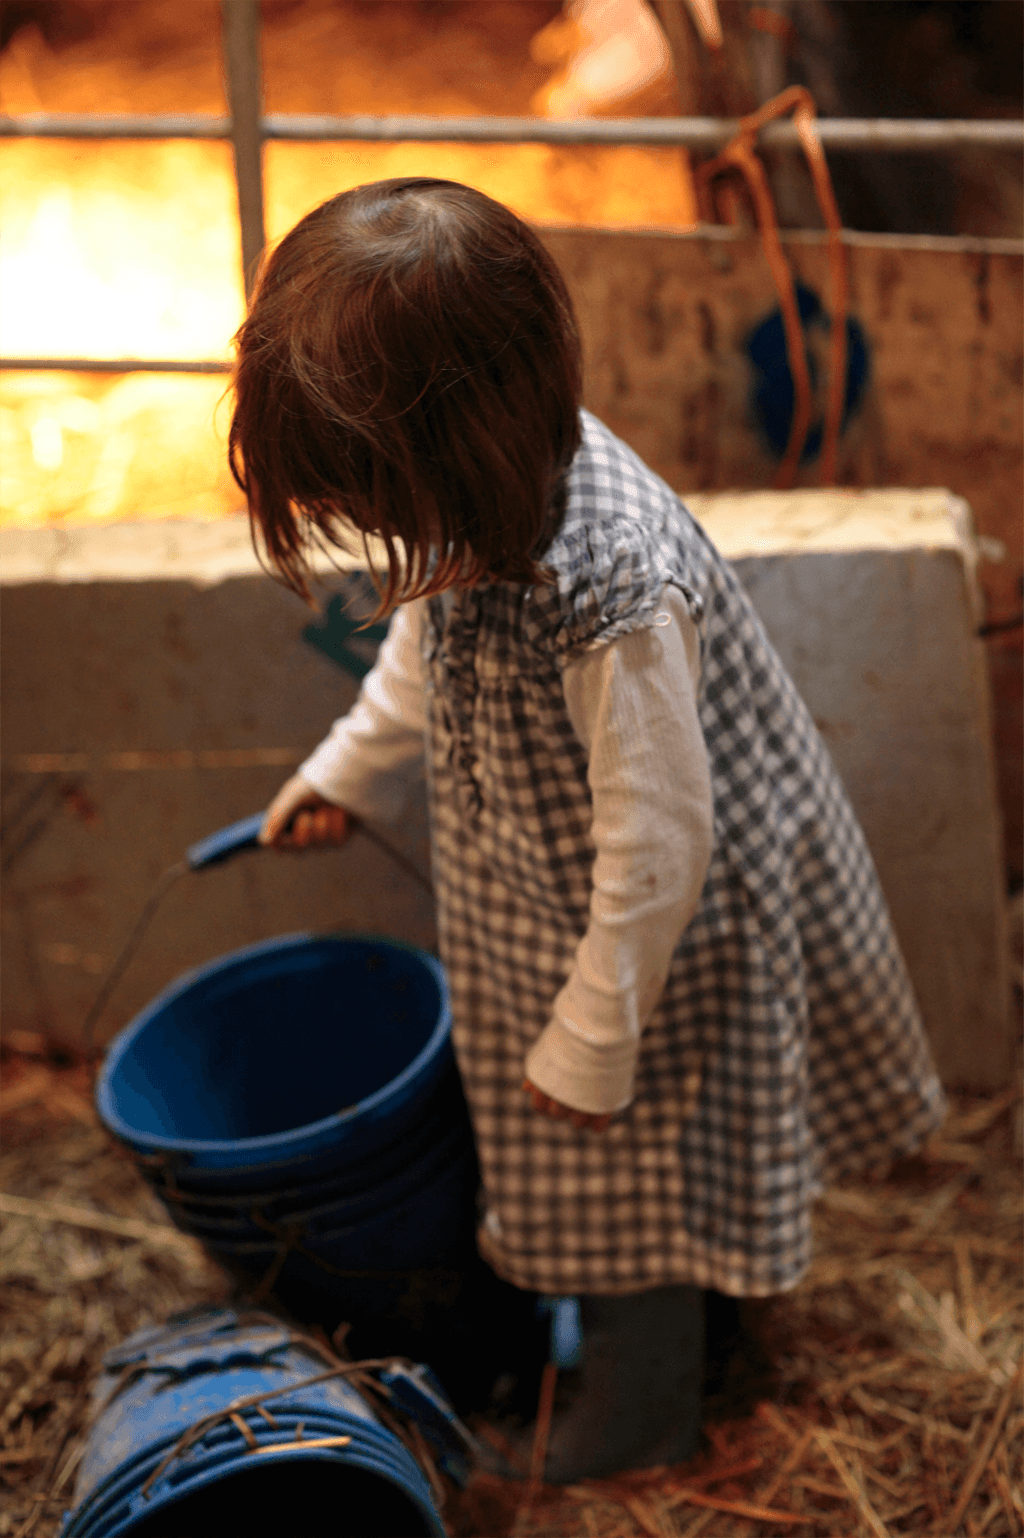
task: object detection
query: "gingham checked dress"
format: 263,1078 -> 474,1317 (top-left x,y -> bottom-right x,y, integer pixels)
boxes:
421,410 -> 945,1299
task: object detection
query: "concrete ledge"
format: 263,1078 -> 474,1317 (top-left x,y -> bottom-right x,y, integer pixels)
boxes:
0,514 -> 367,586
0,492 -> 1010,1086
0,547 -> 434,1055
694,489 -> 1009,1089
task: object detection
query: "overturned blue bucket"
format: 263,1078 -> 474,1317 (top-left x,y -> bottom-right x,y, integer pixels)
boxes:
63,1307 -> 464,1537
95,934 -> 480,1328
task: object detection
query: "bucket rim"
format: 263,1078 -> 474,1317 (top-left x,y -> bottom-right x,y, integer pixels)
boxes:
94,932 -> 451,1161
66,1430 -> 444,1538
160,1120 -> 474,1239
141,1086 -> 463,1204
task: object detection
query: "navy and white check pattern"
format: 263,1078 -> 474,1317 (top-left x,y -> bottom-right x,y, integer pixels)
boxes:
422,411 -> 945,1298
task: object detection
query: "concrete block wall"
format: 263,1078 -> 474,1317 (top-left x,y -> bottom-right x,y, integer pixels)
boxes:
0,522 -> 435,1055
0,493 -> 1010,1087
692,488 -> 1010,1089
543,226 -> 1024,883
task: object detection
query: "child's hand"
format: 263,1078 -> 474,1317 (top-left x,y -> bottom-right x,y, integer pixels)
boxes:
260,774 -> 353,850
523,1079 -> 613,1132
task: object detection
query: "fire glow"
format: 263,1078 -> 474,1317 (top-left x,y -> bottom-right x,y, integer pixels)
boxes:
0,0 -> 697,529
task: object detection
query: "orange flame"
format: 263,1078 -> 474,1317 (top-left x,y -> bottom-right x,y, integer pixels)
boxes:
0,0 -> 696,529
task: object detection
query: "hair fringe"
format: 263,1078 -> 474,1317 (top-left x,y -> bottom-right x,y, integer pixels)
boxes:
229,178 -> 582,616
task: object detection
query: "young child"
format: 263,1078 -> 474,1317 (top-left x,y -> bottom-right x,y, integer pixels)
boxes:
233,177 -> 945,1483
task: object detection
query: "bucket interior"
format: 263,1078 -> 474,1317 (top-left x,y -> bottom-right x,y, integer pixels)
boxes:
109,1459 -> 436,1537
103,938 -> 445,1143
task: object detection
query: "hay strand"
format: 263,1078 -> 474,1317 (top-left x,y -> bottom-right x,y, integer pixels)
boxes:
942,1358 -> 1024,1534
1,1061 -> 1020,1538
814,1427 -> 891,1538
529,1362 -> 559,1489
620,1493 -> 667,1537
666,1486 -> 816,1523
0,1192 -> 203,1253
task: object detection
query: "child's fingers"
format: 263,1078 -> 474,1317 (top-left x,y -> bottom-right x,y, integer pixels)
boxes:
523,1080 -> 612,1132
285,805 -> 350,849
531,1088 -> 569,1121
286,809 -> 315,848
316,805 -> 351,844
260,775 -> 351,849
260,774 -> 317,845
567,1108 -> 612,1131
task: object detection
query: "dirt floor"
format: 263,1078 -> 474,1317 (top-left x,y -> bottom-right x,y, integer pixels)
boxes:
0,1050 -> 1021,1538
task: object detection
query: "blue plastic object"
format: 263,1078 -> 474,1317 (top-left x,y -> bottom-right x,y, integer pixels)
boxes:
746,283 -> 870,464
185,813 -> 265,871
62,1307 -> 458,1537
94,934 -> 479,1327
547,1297 -> 583,1371
303,588 -> 392,680
97,933 -> 455,1173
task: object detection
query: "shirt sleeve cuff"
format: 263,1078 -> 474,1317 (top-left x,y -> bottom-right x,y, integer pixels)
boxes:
297,740 -> 413,826
524,1017 -> 638,1115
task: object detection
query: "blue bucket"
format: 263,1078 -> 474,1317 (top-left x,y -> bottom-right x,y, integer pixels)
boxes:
97,934 -> 460,1182
95,934 -> 479,1332
94,931 -> 549,1410
63,1307 -> 463,1537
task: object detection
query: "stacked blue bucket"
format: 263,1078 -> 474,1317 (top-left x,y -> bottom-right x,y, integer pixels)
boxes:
63,1306 -> 472,1537
86,928 -> 550,1533
94,933 -> 499,1373
82,933 -> 491,1535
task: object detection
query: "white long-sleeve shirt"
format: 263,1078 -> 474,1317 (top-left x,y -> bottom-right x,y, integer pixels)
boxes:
299,587 -> 714,1114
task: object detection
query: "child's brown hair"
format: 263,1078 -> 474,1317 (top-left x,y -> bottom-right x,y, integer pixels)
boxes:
229,177 -> 583,609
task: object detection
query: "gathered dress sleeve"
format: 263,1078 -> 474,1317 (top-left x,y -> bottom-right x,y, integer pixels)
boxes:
297,598 -> 428,825
298,584 -> 714,1118
524,586 -> 715,1115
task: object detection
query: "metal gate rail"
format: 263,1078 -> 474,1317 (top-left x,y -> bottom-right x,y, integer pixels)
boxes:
4,112 -> 1020,150
2,0 -> 1022,373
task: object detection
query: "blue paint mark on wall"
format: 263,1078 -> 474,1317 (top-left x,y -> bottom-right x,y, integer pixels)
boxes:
746,285 -> 870,463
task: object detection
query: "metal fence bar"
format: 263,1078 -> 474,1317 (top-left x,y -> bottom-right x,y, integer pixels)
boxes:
2,112 -> 1021,152
263,114 -> 1024,153
0,113 -> 232,138
220,1 -> 265,299
4,228 -> 1022,376
0,359 -> 230,373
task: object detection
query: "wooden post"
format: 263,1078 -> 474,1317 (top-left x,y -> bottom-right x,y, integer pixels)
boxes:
221,0 -> 265,303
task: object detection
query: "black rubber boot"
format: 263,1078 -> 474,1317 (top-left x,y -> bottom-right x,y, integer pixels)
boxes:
534,1284 -> 705,1484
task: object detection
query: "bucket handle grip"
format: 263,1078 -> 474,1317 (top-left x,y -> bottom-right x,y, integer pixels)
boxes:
186,813 -> 265,871
84,813 -> 432,1056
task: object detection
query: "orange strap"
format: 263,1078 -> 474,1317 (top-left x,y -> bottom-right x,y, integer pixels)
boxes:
748,7 -> 797,51
684,0 -> 724,51
696,86 -> 848,488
